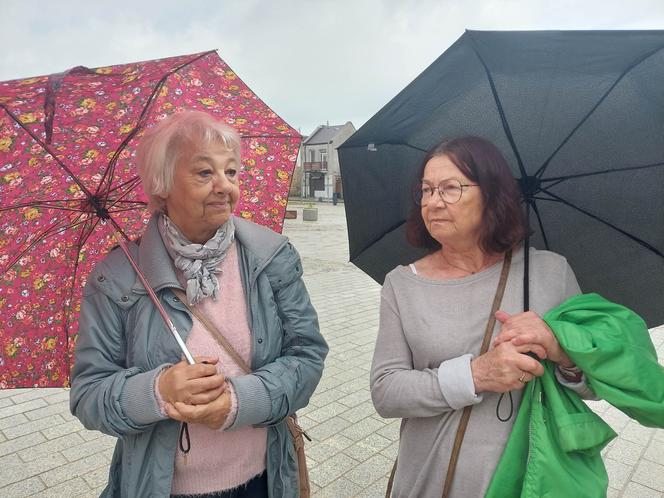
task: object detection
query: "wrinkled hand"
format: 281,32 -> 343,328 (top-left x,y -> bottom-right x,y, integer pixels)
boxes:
493,311 -> 574,367
165,387 -> 232,430
158,356 -> 226,406
471,341 -> 545,393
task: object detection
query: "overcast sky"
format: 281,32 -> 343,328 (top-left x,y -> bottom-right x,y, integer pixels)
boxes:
2,0 -> 664,135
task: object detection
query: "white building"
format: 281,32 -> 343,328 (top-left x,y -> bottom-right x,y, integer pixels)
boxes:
297,122 -> 355,200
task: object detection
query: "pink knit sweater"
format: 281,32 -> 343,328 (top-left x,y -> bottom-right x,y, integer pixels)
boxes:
158,242 -> 267,495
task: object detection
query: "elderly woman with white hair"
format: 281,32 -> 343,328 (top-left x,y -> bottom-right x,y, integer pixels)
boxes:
70,110 -> 327,498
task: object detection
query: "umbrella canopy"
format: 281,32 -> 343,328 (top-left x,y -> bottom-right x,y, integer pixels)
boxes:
0,50 -> 301,388
339,30 -> 664,327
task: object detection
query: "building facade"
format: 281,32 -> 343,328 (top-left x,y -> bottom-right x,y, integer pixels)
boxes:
294,122 -> 355,200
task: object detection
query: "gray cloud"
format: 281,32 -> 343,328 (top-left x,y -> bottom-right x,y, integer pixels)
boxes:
2,0 -> 663,134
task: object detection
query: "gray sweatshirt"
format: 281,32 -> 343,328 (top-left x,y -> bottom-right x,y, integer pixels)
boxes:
370,247 -> 591,498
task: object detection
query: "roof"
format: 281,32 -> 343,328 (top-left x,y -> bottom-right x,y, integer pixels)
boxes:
303,124 -> 347,145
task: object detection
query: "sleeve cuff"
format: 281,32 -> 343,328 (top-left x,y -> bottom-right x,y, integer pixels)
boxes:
227,374 -> 271,429
119,363 -> 171,425
437,354 -> 483,410
555,369 -> 598,400
219,382 -> 238,431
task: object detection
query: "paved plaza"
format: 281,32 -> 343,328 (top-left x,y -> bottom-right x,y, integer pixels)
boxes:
0,202 -> 663,497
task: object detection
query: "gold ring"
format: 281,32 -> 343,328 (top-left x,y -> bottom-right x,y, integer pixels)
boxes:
518,373 -> 526,383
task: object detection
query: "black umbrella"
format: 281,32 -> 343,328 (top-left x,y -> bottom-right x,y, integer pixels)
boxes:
339,30 -> 664,327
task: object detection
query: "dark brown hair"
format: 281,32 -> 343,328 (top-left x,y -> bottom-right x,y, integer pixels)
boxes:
406,136 -> 527,253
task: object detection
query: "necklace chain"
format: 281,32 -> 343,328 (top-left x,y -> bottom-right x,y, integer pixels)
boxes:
440,251 -> 489,275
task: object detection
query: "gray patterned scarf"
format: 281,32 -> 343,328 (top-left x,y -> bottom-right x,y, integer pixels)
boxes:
158,214 -> 235,305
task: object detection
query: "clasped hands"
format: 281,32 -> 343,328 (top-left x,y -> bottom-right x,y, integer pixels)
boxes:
471,310 -> 575,394
158,356 -> 231,430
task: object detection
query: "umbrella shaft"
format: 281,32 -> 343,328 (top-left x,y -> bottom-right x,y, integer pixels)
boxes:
110,227 -> 195,365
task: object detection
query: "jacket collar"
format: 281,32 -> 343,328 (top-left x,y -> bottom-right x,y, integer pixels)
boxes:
132,214 -> 182,294
132,214 -> 288,293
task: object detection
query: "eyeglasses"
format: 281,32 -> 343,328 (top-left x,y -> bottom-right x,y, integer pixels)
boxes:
413,178 -> 479,205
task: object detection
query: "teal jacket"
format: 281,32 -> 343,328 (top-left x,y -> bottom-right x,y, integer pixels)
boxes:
70,215 -> 328,497
486,293 -> 664,498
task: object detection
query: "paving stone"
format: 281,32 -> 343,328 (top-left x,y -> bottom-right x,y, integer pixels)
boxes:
35,477 -> 93,498
0,397 -> 13,409
0,399 -> 48,420
620,421 -> 656,447
0,431 -> 46,457
607,437 -> 646,466
644,440 -> 664,465
8,389 -> 53,405
339,416 -> 385,441
305,417 -> 353,441
41,418 -> 85,440
344,453 -> 392,487
61,435 -> 116,463
343,432 -> 392,463
2,414 -> 64,440
305,434 -> 354,464
24,401 -> 70,421
355,478 -> 389,498
602,406 -> 631,433
340,401 -> 379,423
40,452 -> 109,488
632,459 -> 664,491
313,476 -> 364,498
0,476 -> 45,497
17,432 -> 85,462
0,453 -> 67,488
82,464 -> 111,489
604,457 -> 635,490
621,481 -> 663,498
0,412 -> 28,431
306,401 -> 351,424
309,452 -> 359,488
43,389 -> 72,405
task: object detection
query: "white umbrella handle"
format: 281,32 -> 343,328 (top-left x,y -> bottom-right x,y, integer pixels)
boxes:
109,226 -> 195,365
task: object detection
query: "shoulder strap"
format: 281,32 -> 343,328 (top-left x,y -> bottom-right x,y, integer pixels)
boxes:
171,288 -> 251,375
385,250 -> 512,498
441,249 -> 512,498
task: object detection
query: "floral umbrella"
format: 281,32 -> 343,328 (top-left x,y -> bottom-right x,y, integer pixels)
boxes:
0,50 -> 301,388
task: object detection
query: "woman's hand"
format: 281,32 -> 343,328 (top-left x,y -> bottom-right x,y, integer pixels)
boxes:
493,311 -> 575,367
471,341 -> 545,393
158,356 -> 226,406
165,387 -> 232,430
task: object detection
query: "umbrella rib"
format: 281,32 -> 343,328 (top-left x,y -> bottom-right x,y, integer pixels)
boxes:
0,104 -> 96,200
0,199 -> 81,212
535,43 -> 664,178
466,32 -> 527,179
542,161 -> 664,183
529,201 -> 550,250
100,51 -> 216,191
0,214 -> 87,274
61,214 -> 100,368
351,219 -> 407,261
540,187 -> 664,258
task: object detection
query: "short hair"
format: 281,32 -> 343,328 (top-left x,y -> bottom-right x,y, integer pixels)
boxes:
406,136 -> 528,254
136,110 -> 242,213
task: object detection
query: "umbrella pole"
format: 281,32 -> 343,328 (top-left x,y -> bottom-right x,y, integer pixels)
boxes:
109,226 -> 196,365
523,203 -> 530,312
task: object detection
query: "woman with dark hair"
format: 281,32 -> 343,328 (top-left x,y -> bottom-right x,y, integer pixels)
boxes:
370,136 -> 593,498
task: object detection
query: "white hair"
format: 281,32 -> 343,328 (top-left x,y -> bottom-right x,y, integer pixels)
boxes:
136,110 -> 241,213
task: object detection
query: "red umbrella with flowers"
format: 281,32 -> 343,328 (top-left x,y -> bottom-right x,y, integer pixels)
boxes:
0,50 -> 301,388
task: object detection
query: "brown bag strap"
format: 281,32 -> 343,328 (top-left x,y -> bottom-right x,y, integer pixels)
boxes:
385,250 -> 513,498
441,249 -> 512,498
172,288 -> 252,375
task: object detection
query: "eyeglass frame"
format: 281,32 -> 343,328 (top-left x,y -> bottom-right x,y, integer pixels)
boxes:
413,178 -> 479,205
